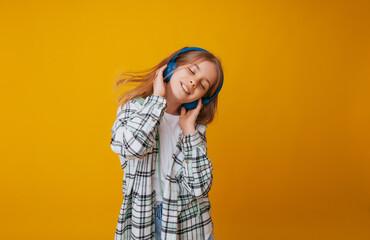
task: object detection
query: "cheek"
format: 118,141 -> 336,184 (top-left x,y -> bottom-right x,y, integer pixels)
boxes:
191,90 -> 203,99
168,79 -> 181,94
169,79 -> 180,88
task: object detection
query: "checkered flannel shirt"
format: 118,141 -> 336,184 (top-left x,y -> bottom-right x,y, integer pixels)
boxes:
110,94 -> 214,240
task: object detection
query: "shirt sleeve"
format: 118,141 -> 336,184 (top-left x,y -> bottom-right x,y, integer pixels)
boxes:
176,124 -> 213,198
110,95 -> 167,160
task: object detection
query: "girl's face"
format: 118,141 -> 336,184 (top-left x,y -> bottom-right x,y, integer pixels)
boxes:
166,60 -> 218,104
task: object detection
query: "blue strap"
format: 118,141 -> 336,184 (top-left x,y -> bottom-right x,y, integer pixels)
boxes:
157,127 -> 164,198
134,97 -> 145,104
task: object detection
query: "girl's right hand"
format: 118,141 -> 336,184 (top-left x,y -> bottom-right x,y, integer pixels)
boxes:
153,64 -> 168,98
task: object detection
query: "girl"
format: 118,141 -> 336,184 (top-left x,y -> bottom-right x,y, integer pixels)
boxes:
110,47 -> 224,240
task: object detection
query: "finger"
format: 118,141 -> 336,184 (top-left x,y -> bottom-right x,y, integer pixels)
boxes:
181,106 -> 186,116
159,64 -> 168,77
156,64 -> 166,75
161,64 -> 167,71
197,98 -> 202,110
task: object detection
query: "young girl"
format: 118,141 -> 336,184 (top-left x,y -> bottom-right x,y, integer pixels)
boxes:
110,47 -> 224,240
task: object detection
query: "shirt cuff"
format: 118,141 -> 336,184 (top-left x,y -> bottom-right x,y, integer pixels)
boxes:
181,130 -> 203,150
143,94 -> 167,108
142,95 -> 167,123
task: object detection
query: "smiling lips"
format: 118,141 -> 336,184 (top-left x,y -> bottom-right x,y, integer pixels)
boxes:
180,82 -> 190,94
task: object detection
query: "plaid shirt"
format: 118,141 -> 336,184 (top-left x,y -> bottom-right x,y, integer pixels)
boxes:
110,95 -> 214,240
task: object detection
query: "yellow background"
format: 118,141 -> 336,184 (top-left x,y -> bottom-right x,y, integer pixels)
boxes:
1,0 -> 369,239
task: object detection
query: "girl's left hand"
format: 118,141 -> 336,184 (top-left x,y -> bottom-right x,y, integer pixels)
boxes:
179,99 -> 203,135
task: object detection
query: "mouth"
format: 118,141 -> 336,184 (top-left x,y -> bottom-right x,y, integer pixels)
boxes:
180,81 -> 190,95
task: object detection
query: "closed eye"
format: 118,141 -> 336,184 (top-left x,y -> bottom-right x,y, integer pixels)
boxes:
188,68 -> 205,90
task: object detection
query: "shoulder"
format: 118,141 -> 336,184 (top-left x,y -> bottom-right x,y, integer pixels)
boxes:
116,98 -> 143,115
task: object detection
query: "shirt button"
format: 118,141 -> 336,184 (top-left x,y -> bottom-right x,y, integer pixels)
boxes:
185,160 -> 189,164
152,117 -> 156,122
159,103 -> 163,107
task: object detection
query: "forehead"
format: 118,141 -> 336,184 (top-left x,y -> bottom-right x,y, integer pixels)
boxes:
190,60 -> 218,86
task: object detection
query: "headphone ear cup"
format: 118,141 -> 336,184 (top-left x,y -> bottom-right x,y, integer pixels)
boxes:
183,99 -> 199,110
163,62 -> 177,82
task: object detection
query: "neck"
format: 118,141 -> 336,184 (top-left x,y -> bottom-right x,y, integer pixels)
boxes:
164,96 -> 181,116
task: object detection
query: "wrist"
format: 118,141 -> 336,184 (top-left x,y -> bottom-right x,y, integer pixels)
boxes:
182,127 -> 196,136
153,93 -> 165,98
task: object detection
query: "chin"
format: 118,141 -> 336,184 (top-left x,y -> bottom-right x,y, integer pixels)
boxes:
170,83 -> 199,103
178,92 -> 199,103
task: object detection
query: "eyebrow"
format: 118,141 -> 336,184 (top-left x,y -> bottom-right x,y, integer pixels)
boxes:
193,64 -> 211,87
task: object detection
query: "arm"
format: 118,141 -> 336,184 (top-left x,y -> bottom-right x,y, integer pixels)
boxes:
176,124 -> 213,198
110,95 -> 167,160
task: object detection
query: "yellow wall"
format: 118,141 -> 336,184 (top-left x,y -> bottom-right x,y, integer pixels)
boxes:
1,0 -> 369,239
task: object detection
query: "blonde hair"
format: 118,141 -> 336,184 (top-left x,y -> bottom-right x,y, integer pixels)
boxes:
112,47 -> 224,125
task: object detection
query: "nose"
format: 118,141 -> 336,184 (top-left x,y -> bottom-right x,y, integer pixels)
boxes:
189,78 -> 200,88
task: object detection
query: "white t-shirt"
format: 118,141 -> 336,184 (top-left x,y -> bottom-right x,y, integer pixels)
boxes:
153,111 -> 182,205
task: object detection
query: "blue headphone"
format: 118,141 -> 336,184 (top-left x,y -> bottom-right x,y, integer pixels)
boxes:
162,47 -> 224,110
